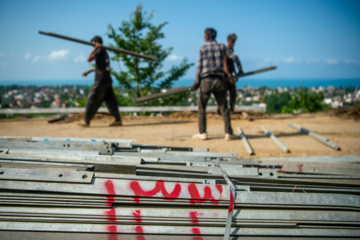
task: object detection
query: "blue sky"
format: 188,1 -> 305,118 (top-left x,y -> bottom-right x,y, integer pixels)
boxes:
0,0 -> 359,85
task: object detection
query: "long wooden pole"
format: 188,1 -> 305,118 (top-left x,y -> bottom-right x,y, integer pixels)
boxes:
39,31 -> 157,62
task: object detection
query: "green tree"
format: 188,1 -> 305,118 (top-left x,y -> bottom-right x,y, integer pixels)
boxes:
108,4 -> 194,104
284,90 -> 326,113
264,92 -> 292,114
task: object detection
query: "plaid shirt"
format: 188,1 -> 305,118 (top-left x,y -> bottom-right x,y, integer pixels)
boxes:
195,40 -> 238,84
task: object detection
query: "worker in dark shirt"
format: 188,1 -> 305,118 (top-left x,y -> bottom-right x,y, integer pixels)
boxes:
222,33 -> 243,114
78,36 -> 122,127
191,28 -> 240,140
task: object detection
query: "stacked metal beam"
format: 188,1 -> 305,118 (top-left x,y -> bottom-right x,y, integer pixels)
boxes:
0,137 -> 359,239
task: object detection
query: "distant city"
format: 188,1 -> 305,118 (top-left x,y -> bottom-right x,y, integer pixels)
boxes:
0,78 -> 359,89
0,83 -> 359,112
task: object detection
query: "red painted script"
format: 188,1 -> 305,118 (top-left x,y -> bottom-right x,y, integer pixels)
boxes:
188,183 -> 223,205
130,180 -> 182,203
104,180 -> 118,240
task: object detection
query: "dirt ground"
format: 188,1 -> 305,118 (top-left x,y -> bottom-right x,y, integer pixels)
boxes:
0,107 -> 359,159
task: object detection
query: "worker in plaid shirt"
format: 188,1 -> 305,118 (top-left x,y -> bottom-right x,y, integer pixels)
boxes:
191,28 -> 240,141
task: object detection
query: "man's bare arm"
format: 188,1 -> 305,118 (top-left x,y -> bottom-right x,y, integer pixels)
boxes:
82,68 -> 95,77
87,42 -> 102,62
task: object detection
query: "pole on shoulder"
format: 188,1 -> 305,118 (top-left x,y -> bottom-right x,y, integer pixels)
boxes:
134,87 -> 191,104
39,31 -> 157,62
134,66 -> 278,104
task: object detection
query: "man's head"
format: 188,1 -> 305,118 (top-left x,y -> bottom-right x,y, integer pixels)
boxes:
91,36 -> 103,44
204,28 -> 217,42
227,33 -> 237,49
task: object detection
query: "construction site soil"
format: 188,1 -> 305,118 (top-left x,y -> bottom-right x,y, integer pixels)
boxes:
1,105 -> 359,159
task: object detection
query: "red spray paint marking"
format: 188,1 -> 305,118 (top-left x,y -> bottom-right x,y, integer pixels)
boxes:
189,211 -> 199,223
190,212 -> 203,240
130,180 -> 182,203
191,228 -> 203,240
228,191 -> 234,213
297,164 -> 303,173
135,226 -> 145,240
132,210 -> 142,222
133,210 -> 145,239
107,226 -> 118,240
105,180 -> 116,203
105,208 -> 117,222
107,225 -> 117,233
104,180 -> 117,240
188,183 -> 223,205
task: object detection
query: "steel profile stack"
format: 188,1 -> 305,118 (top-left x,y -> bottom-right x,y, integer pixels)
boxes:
0,136 -> 359,239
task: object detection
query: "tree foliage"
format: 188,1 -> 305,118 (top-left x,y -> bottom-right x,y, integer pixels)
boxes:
283,90 -> 326,113
264,90 -> 327,114
263,92 -> 292,114
107,4 -> 194,104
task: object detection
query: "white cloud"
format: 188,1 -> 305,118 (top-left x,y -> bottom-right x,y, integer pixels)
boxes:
29,49 -> 70,64
74,54 -> 86,63
48,49 -> 70,61
1,62 -> 7,67
32,55 -> 42,64
344,59 -> 360,65
325,58 -> 339,65
283,57 -> 302,63
264,58 -> 279,64
166,54 -> 183,61
306,58 -> 320,64
24,52 -> 31,61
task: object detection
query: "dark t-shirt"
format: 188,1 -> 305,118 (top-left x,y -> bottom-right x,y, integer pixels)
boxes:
93,47 -> 111,83
226,58 -> 235,74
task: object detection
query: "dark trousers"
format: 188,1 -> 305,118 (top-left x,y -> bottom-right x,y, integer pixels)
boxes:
198,77 -> 233,134
228,82 -> 237,112
217,82 -> 236,113
84,81 -> 121,123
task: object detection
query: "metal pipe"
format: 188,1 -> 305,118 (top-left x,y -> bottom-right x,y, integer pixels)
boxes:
260,125 -> 290,153
237,127 -> 254,155
287,122 -> 341,150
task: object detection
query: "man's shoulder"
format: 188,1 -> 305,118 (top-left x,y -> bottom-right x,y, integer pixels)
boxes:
201,41 -> 226,50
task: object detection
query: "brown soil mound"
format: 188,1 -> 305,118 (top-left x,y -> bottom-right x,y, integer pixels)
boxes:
328,105 -> 360,121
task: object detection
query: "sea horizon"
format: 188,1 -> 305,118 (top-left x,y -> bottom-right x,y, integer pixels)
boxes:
0,78 -> 359,89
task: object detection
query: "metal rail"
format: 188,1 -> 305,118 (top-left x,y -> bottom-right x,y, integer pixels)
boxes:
0,105 -> 267,115
288,122 -> 341,150
0,137 -> 359,238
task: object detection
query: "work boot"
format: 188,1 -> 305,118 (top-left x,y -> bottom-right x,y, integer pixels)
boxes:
192,132 -> 208,140
109,120 -> 122,127
225,133 -> 240,140
78,120 -> 90,127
